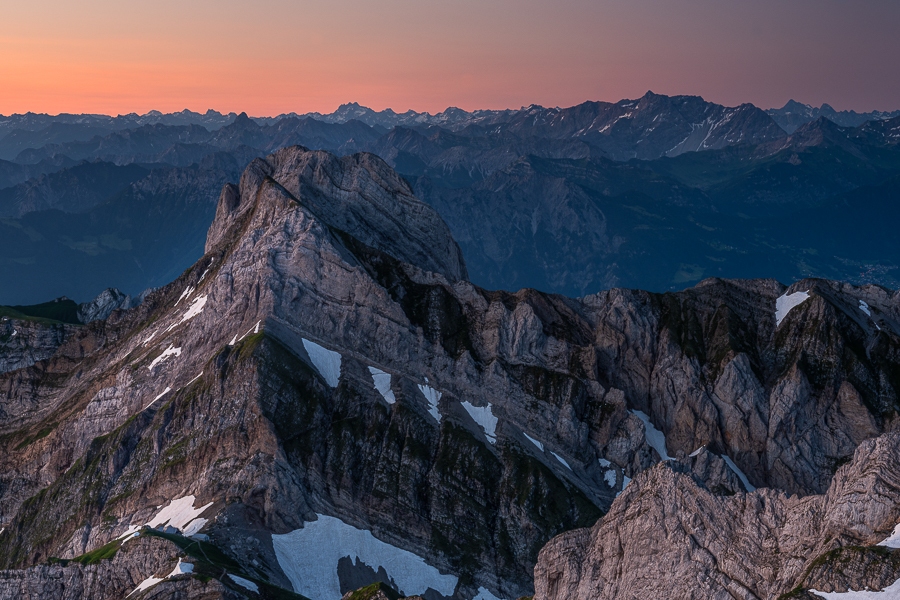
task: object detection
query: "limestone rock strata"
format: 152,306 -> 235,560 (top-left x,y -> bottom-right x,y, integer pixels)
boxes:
0,146 -> 896,600
534,432 -> 900,600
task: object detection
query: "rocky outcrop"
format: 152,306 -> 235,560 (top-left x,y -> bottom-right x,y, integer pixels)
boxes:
0,317 -> 75,374
77,288 -> 129,324
0,146 -> 897,600
534,432 -> 900,600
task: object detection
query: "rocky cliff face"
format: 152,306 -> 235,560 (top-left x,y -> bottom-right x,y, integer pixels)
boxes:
0,316 -> 76,375
534,431 -> 900,600
0,146 -> 897,600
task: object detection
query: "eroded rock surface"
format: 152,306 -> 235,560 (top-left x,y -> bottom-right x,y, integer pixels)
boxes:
0,146 -> 897,599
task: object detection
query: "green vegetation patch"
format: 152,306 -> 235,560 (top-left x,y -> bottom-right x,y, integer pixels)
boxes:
0,298 -> 81,325
344,582 -> 401,600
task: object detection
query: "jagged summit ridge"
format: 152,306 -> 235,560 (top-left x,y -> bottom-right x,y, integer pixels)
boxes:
206,146 -> 467,282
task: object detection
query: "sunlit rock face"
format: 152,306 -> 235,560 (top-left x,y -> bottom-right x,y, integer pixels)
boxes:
0,146 -> 898,600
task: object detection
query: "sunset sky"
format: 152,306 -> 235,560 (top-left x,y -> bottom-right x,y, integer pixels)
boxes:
2,0 -> 898,116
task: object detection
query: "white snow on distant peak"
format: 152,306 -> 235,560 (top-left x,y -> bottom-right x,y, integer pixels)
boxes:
721,454 -> 756,492
632,410 -> 673,461
551,451 -> 572,471
127,558 -> 194,597
775,290 -> 809,327
272,514 -> 458,600
144,387 -> 171,410
368,367 -> 395,404
418,383 -> 442,422
228,574 -> 259,593
689,445 -> 706,457
461,401 -> 498,444
228,334 -> 237,346
523,432 -> 543,452
302,339 -> 342,387
148,345 -> 181,370
877,523 -> 900,549
473,586 -> 506,600
810,577 -> 900,598
859,300 -> 872,317
174,286 -> 194,307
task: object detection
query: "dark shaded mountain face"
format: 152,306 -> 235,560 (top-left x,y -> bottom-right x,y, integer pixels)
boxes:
0,161 -> 150,217
0,165 -> 229,305
767,99 -> 900,133
0,147 -> 899,600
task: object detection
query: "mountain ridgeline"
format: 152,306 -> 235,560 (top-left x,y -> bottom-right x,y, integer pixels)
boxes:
0,147 -> 898,599
2,93 -> 900,305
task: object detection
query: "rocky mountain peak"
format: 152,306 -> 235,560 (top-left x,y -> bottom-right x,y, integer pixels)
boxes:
207,145 -> 468,281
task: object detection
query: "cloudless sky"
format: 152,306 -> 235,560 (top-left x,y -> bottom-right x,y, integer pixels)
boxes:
1,0 -> 898,116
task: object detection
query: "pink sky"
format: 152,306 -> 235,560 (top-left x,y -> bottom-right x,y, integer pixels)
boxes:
1,0 -> 898,116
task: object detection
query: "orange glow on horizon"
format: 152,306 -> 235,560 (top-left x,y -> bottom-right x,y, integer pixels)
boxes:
1,0 -> 899,117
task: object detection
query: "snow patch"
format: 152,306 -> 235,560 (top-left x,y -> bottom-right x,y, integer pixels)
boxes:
302,339 -> 342,387
272,514 -> 458,600
523,432 -> 543,451
551,451 -> 572,471
417,383 -> 442,422
148,345 -> 181,370
721,454 -> 756,492
368,367 -> 395,404
632,410 -> 673,461
603,468 -> 616,487
859,300 -> 871,317
689,445 -> 706,457
180,294 -> 207,323
461,401 -> 498,444
616,474 -> 632,498
144,387 -> 171,410
810,578 -> 900,598
174,286 -> 194,307
228,334 -> 237,346
878,523 -> 900,549
147,496 -> 214,534
598,457 -> 617,485
228,574 -> 259,593
775,291 -> 809,326
127,558 -> 194,597
142,330 -> 158,346
473,586 -> 505,600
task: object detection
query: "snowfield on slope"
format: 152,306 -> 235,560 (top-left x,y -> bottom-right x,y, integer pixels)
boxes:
368,366 -> 395,404
632,410 -> 672,461
302,339 -> 342,387
775,290 -> 809,326
811,577 -> 900,598
461,401 -> 498,444
418,382 -> 442,422
272,514 -> 458,600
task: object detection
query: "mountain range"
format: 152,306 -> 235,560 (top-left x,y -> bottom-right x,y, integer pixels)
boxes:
0,145 -> 899,599
2,92 -> 899,307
